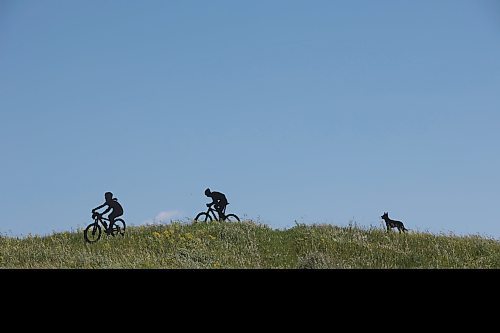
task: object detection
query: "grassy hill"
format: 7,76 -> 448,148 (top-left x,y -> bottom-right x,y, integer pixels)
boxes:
1,220 -> 499,268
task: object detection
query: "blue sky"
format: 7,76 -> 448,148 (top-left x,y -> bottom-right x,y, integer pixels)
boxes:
1,0 -> 500,238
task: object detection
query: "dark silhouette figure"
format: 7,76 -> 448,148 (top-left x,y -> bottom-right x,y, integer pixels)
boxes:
381,212 -> 408,233
204,188 -> 228,221
84,211 -> 126,243
92,192 -> 124,234
194,188 -> 240,222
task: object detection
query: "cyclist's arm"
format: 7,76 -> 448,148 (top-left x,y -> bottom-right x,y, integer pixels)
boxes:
101,206 -> 111,215
92,203 -> 106,212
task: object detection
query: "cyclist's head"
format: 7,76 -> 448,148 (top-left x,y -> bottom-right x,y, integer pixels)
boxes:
204,188 -> 211,197
105,192 -> 113,201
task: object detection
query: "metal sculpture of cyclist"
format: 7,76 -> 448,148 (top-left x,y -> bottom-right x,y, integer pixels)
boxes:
92,191 -> 124,234
194,188 -> 240,223
204,188 -> 228,221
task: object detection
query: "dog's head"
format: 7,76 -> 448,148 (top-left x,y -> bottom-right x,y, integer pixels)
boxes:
381,212 -> 388,220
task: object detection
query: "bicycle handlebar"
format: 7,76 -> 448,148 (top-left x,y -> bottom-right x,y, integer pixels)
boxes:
206,202 -> 229,207
92,212 -> 111,222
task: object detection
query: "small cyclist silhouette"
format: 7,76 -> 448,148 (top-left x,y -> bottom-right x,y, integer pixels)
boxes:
194,188 -> 240,222
84,192 -> 126,243
84,211 -> 126,243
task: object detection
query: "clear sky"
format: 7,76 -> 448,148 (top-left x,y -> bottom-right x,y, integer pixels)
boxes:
1,0 -> 500,238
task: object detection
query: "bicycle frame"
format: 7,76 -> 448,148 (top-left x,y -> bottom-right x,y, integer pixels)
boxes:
194,203 -> 238,223
207,206 -> 232,221
205,206 -> 225,221
85,212 -> 126,243
93,214 -> 110,229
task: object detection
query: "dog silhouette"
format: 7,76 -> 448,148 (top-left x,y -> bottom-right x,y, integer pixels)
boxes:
381,212 -> 408,233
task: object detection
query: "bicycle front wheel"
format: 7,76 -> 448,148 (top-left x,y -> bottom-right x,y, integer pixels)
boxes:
110,219 -> 126,237
194,212 -> 213,223
84,223 -> 102,243
224,214 -> 240,222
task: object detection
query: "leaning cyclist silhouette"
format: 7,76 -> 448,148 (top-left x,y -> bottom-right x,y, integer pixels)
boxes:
92,192 -> 124,234
204,188 -> 228,221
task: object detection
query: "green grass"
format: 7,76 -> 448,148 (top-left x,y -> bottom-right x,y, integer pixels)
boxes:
1,220 -> 499,268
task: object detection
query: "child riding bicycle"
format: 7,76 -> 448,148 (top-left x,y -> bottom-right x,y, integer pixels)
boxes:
92,192 -> 124,234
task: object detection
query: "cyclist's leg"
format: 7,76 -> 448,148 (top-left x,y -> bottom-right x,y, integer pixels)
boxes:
100,216 -> 108,230
215,205 -> 224,220
218,203 -> 227,220
107,212 -> 119,233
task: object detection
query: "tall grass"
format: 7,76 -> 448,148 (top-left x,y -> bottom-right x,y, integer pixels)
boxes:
1,221 -> 499,268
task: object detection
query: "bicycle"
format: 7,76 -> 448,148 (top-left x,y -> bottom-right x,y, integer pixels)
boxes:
194,204 -> 240,223
84,212 -> 126,243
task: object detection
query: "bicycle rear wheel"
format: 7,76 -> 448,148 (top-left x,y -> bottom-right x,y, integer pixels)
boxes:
110,219 -> 126,237
84,223 -> 102,243
224,214 -> 240,222
194,212 -> 213,223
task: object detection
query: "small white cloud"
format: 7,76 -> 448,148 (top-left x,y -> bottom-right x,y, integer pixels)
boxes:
155,210 -> 181,222
142,210 -> 182,225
